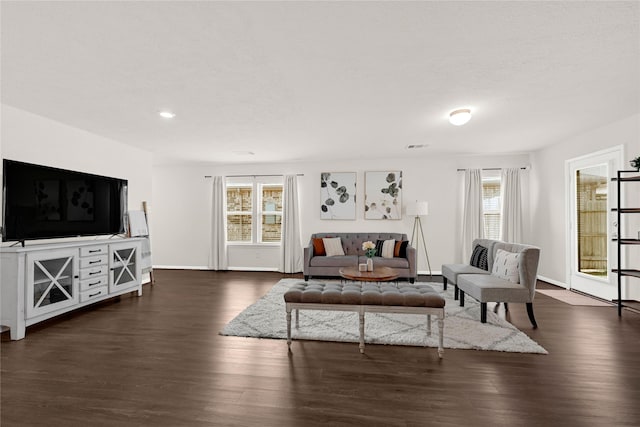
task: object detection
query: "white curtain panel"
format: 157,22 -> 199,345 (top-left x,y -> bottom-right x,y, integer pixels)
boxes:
461,169 -> 484,262
501,168 -> 523,243
209,176 -> 228,270
279,175 -> 303,273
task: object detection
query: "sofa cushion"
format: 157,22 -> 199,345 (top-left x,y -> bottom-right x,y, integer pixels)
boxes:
470,244 -> 489,271
359,256 -> 409,269
375,239 -> 395,257
323,237 -> 345,256
492,249 -> 520,283
313,238 -> 326,256
394,240 -> 409,258
381,239 -> 395,258
310,255 -> 358,267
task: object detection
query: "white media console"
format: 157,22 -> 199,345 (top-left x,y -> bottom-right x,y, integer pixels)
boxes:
1,237 -> 144,340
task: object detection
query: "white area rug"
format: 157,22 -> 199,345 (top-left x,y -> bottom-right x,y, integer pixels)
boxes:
220,279 -> 548,354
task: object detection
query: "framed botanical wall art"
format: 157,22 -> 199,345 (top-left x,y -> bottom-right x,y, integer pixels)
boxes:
364,171 -> 402,220
320,172 -> 356,220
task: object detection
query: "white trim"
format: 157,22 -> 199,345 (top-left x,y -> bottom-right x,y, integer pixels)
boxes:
153,265 -> 209,270
418,269 -> 441,276
227,266 -> 280,272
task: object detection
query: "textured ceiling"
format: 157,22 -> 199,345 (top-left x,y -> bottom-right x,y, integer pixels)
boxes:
2,1 -> 639,165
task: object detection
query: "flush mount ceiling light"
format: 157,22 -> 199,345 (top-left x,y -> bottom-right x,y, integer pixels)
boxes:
158,111 -> 176,119
449,108 -> 472,126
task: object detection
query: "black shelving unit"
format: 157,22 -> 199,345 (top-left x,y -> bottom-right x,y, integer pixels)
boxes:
612,170 -> 640,316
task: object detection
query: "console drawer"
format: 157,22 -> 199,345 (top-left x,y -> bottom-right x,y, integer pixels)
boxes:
80,276 -> 108,291
79,265 -> 107,280
80,245 -> 108,257
80,286 -> 108,303
79,255 -> 107,269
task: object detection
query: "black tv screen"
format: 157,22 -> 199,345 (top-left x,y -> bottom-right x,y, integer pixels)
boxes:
2,159 -> 128,242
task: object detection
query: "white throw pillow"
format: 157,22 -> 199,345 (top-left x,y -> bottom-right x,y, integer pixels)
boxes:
492,249 -> 520,284
381,239 -> 395,259
323,237 -> 345,256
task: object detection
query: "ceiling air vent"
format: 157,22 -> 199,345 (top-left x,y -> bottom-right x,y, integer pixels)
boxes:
406,144 -> 428,150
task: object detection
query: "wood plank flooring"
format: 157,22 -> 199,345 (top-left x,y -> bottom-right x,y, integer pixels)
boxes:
2,270 -> 640,426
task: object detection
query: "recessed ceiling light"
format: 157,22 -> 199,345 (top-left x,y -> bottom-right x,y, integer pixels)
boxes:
449,108 -> 472,126
158,111 -> 176,119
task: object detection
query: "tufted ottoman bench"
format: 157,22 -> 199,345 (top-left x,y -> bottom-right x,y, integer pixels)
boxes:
283,281 -> 446,358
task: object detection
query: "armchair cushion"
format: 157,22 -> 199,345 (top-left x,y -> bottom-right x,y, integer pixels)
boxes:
469,244 -> 489,271
492,249 -> 520,284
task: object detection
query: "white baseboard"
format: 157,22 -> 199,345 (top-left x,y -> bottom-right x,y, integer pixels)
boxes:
153,265 -> 209,270
418,270 -> 442,276
537,275 -> 568,289
153,265 -> 280,272
227,267 -> 280,272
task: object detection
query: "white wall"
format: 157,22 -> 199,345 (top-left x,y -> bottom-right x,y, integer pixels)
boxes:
0,105 -> 154,243
530,113 -> 640,298
151,153 -> 530,273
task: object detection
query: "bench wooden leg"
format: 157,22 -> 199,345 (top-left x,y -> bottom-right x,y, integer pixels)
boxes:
286,306 -> 292,350
459,290 -> 465,307
359,311 -> 365,354
437,316 -> 444,359
526,302 -> 538,329
454,285 -> 459,300
480,302 -> 487,323
443,277 -> 448,290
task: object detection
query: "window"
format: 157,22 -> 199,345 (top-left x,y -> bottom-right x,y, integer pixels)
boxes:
482,173 -> 501,240
226,178 -> 283,243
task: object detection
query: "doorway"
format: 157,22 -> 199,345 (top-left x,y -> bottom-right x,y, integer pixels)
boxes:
566,146 -> 623,300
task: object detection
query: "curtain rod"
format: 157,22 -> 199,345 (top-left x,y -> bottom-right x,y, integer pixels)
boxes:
204,174 -> 304,178
456,167 -> 529,172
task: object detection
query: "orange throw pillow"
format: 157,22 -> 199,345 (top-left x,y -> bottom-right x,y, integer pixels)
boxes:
313,238 -> 326,256
394,240 -> 409,258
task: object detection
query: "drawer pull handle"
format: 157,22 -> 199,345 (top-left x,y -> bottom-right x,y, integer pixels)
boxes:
88,281 -> 101,286
89,260 -> 101,264
89,292 -> 101,298
89,271 -> 101,276
89,249 -> 101,253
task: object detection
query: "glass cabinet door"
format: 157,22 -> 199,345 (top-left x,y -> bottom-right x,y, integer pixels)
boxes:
26,249 -> 79,318
109,243 -> 140,292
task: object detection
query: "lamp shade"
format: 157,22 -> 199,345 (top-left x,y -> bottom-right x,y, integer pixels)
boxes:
406,201 -> 429,216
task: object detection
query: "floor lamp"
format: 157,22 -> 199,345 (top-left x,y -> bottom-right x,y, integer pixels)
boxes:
408,201 -> 432,279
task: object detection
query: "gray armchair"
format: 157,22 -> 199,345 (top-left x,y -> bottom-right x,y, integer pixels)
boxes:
441,239 -> 500,300
457,242 -> 541,328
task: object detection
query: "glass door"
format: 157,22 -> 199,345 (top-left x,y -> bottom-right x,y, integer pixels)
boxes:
567,147 -> 622,300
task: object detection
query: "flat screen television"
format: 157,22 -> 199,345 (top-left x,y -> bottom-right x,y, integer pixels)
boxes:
2,159 -> 128,242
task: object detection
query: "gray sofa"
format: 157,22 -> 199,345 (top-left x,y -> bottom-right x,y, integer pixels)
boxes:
303,232 -> 417,282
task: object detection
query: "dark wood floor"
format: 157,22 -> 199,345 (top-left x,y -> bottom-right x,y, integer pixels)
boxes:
2,270 -> 640,427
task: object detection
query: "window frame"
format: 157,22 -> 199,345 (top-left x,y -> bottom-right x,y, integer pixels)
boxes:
226,177 -> 283,245
482,172 -> 502,240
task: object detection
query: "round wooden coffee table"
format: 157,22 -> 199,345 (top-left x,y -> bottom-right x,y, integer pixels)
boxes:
339,266 -> 400,282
